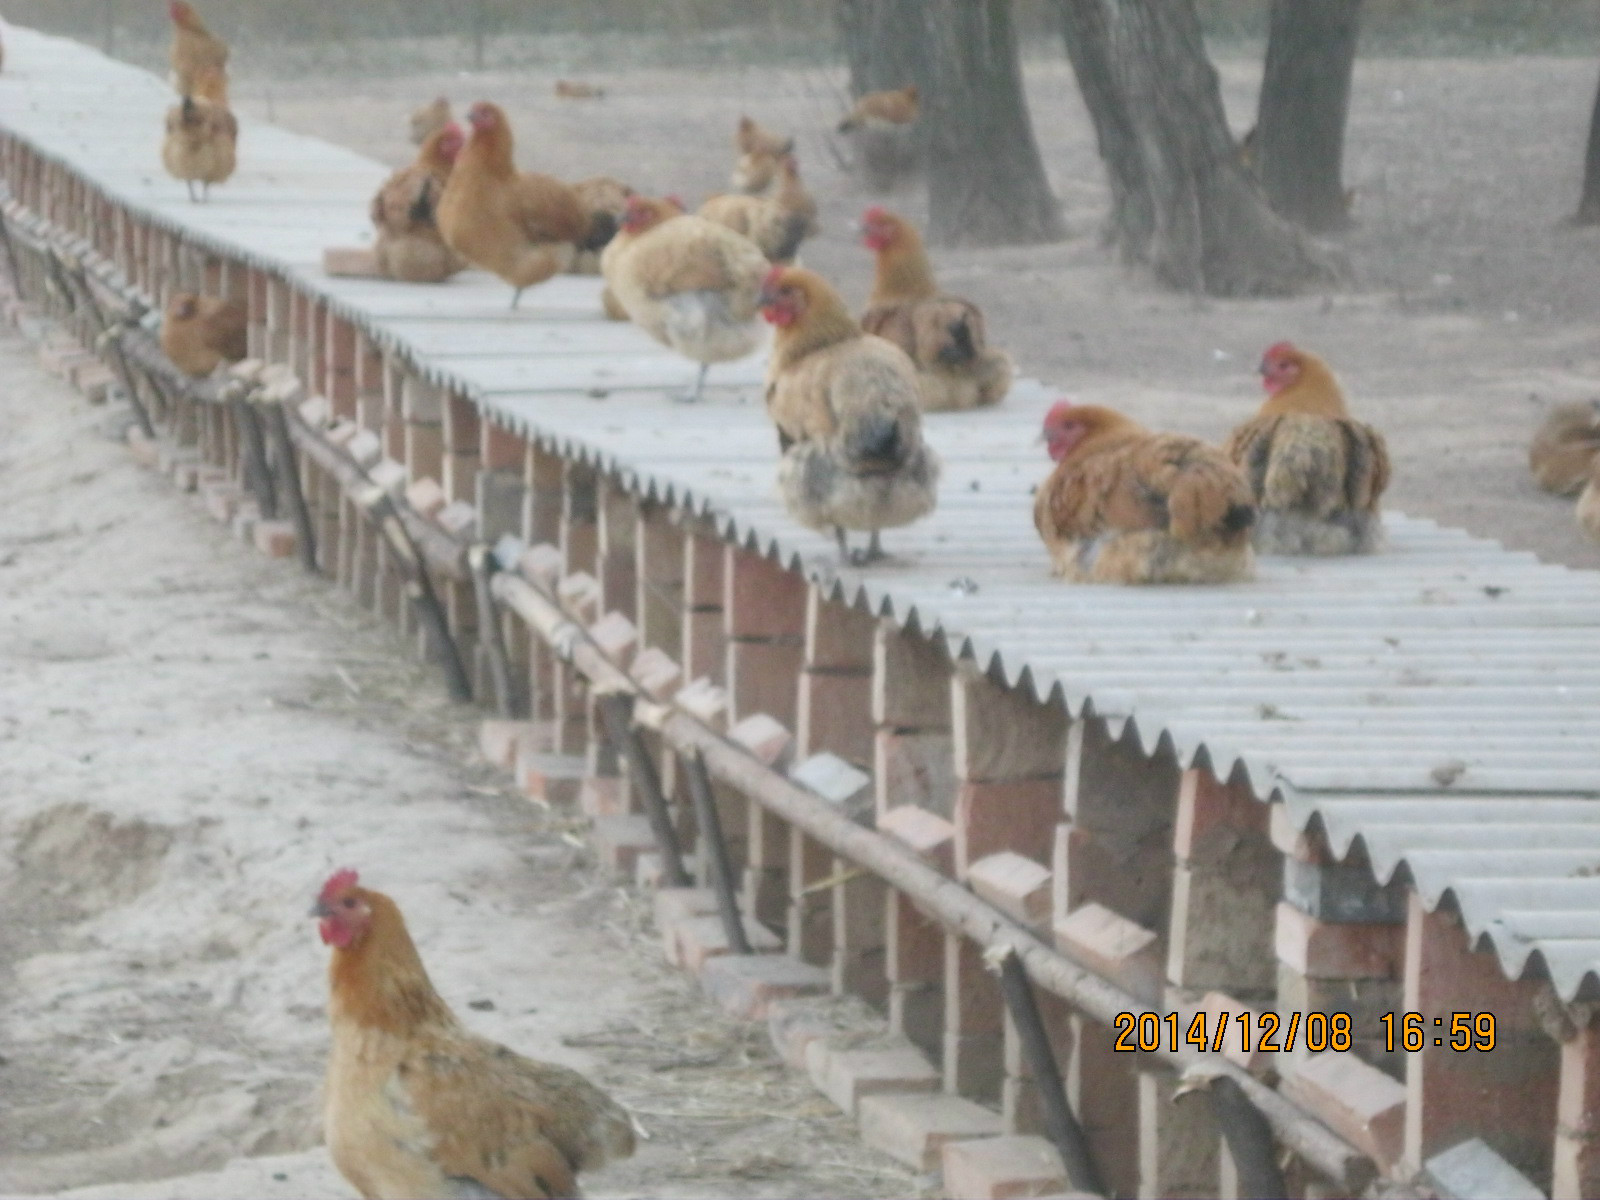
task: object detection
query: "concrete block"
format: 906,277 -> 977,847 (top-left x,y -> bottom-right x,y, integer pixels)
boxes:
1190,992 -> 1274,1077
700,953 -> 830,1020
298,394 -> 333,428
806,1041 -> 940,1117
435,499 -> 477,540
676,677 -> 729,732
1424,1138 -> 1544,1200
478,719 -> 538,769
252,519 -> 297,558
790,752 -> 871,823
876,805 -> 955,874
674,913 -> 781,974
518,542 -> 564,588
767,998 -> 835,1070
631,647 -> 683,701
858,1092 -> 1004,1171
1052,902 -> 1162,1005
1279,1052 -> 1406,1168
654,887 -> 719,965
967,851 -> 1052,930
368,458 -> 409,497
346,428 -> 382,468
590,813 -> 657,876
404,476 -> 447,519
326,420 -> 361,448
588,611 -> 638,668
940,1134 -> 1069,1200
1275,902 -> 1402,980
729,713 -> 793,770
1283,857 -> 1406,925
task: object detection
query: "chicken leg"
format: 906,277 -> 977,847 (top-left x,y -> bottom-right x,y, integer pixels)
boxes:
674,363 -> 710,405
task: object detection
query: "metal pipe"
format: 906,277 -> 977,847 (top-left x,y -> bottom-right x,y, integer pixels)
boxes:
599,694 -> 690,889
685,747 -> 753,955
489,569 -> 1374,1195
993,947 -> 1105,1196
1207,1074 -> 1289,1200
266,403 -> 318,573
234,399 -> 278,519
468,544 -> 520,717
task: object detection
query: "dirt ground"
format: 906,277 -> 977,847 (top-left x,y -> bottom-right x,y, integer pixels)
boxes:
0,323 -> 920,1198
237,50 -> 1600,571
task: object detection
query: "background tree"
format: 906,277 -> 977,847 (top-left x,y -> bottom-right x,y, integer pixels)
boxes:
1252,0 -> 1362,232
837,0 -> 926,100
1571,69 -> 1600,224
1055,0 -> 1338,296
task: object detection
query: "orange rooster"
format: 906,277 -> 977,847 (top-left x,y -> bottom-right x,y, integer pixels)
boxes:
160,292 -> 247,377
858,207 -> 1010,412
369,123 -> 466,284
600,195 -> 769,402
837,84 -> 919,133
1035,401 -> 1255,584
313,869 -> 637,1200
435,101 -> 591,309
162,66 -> 236,203
1530,400 -> 1600,496
759,266 -> 939,563
168,1 -> 227,97
699,155 -> 818,265
409,96 -> 451,146
1226,342 -> 1390,555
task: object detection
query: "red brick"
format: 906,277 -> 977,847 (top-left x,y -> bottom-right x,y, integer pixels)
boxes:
72,361 -> 116,403
1279,1052 -> 1406,1168
1190,991 -> 1275,1077
588,611 -> 638,668
767,998 -> 836,1070
1274,902 -> 1401,980
631,647 -> 682,701
728,713 -> 793,770
201,480 -> 241,523
805,1041 -> 939,1117
579,775 -> 627,818
478,719 -> 539,769
674,913 -> 781,974
874,728 -> 956,820
556,571 -> 601,626
858,1092 -> 1005,1171
876,804 -> 955,874
322,246 -> 383,277
126,426 -> 160,468
967,851 -> 1052,930
941,1134 -> 1069,1200
1173,767 -> 1264,861
700,953 -> 830,1020
654,887 -> 719,965
797,668 -> 872,763
404,476 -> 447,519
590,813 -> 657,876
518,542 -> 564,589
514,748 -> 584,805
722,548 -> 806,638
1052,902 -> 1161,1005
252,519 -> 297,558
954,776 -> 1063,880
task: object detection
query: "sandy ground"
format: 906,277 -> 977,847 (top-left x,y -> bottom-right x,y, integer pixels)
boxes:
237,51 -> 1600,571
0,326 -> 920,1198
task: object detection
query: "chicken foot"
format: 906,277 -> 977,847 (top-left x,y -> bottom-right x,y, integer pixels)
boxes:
673,362 -> 710,404
835,527 -> 887,566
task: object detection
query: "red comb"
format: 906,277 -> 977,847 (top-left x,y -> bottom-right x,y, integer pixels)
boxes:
319,868 -> 359,904
762,264 -> 787,290
1262,340 -> 1296,360
863,205 -> 888,223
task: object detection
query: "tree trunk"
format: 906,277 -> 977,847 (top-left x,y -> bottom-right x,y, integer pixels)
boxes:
1252,0 -> 1361,232
919,0 -> 1064,247
837,0 -> 926,98
1573,69 -> 1600,224
1057,0 -> 1339,296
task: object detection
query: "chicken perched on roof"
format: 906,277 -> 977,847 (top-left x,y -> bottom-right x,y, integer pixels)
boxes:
313,869 -> 637,1200
699,155 -> 818,265
1225,342 -> 1390,555
168,1 -> 228,97
601,195 -> 769,403
161,67 -> 236,203
759,265 -> 939,564
858,207 -> 1010,412
369,122 -> 466,283
1035,401 -> 1255,584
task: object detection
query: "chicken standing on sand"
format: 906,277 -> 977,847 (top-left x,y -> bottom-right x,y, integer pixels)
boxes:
435,101 -> 591,310
314,869 -> 637,1200
600,195 -> 769,403
759,265 -> 940,564
1035,401 -> 1255,584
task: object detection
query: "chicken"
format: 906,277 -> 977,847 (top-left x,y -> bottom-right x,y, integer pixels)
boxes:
370,123 -> 466,284
600,195 -> 768,402
698,155 -> 818,265
1035,401 -> 1255,584
409,96 -> 451,146
313,870 -> 636,1200
168,1 -> 227,97
737,114 -> 793,159
837,84 -> 919,133
1225,341 -> 1390,556
160,292 -> 247,377
435,101 -> 590,309
758,265 -> 939,563
555,80 -> 606,100
569,176 -> 633,274
162,70 -> 237,203
858,207 -> 1010,412
1530,400 -> 1600,496
1579,460 -> 1600,542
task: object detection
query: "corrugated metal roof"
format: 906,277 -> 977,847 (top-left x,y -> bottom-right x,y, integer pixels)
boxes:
5,22 -> 1600,998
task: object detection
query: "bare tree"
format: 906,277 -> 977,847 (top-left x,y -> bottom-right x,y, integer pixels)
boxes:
920,0 -> 1064,246
1252,0 -> 1361,232
1572,69 -> 1600,225
837,0 -> 926,99
1055,0 -> 1338,296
